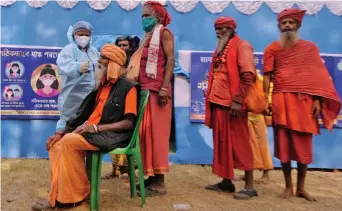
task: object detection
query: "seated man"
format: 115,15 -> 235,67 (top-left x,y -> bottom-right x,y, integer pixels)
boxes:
102,36 -> 142,180
32,44 -> 140,210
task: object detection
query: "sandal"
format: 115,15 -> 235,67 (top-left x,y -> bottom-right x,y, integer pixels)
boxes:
205,182 -> 236,193
233,189 -> 258,200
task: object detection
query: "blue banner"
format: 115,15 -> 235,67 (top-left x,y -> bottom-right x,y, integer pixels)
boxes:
333,56 -> 342,127
1,45 -> 62,119
189,52 -> 212,123
190,52 -> 342,127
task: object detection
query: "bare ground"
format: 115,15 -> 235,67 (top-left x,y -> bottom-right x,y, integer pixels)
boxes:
1,159 -> 342,211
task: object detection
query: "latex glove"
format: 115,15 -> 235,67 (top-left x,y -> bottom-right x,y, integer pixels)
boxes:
79,61 -> 90,73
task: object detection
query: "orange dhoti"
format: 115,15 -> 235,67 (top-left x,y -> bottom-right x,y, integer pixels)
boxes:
248,113 -> 273,170
140,91 -> 172,176
211,104 -> 254,180
48,133 -> 98,207
272,93 -> 319,164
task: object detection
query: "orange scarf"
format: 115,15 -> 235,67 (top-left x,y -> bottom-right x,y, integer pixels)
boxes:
271,40 -> 341,130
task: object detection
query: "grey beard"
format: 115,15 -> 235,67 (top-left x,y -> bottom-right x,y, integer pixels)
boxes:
94,66 -> 107,90
216,35 -> 230,53
280,31 -> 298,48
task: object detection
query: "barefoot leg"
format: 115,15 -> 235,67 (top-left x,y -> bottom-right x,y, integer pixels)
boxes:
256,170 -> 270,184
296,162 -> 316,201
244,170 -> 255,190
278,162 -> 294,198
279,188 -> 294,199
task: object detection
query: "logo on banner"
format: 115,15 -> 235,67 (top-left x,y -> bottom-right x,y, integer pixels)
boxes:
337,59 -> 342,71
197,70 -> 209,96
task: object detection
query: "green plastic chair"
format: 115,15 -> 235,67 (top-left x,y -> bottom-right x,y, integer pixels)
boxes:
86,90 -> 149,211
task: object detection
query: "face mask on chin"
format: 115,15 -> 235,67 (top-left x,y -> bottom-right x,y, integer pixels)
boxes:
75,35 -> 91,48
142,16 -> 157,32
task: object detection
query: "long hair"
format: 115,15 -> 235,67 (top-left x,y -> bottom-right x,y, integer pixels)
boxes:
9,63 -> 20,75
36,65 -> 59,90
5,88 -> 14,98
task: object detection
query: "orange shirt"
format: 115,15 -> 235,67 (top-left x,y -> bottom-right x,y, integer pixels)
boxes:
208,65 -> 232,107
208,40 -> 255,107
87,81 -> 137,125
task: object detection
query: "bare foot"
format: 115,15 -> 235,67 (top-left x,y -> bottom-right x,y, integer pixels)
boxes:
296,190 -> 316,202
278,188 -> 294,199
255,176 -> 269,184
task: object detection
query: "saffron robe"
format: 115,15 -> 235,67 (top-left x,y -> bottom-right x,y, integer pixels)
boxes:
263,40 -> 341,164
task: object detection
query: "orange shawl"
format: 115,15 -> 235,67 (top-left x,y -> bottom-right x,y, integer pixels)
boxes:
269,40 -> 341,130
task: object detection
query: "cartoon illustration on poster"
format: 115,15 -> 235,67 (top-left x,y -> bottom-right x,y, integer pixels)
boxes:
1,45 -> 62,119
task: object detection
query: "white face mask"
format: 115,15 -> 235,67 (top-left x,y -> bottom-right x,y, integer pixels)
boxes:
75,35 -> 90,48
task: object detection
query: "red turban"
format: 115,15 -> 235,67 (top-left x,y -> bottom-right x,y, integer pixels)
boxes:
277,8 -> 306,23
144,1 -> 171,26
214,16 -> 237,30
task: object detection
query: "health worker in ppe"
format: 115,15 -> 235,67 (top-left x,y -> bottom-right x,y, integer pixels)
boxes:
55,21 -> 100,137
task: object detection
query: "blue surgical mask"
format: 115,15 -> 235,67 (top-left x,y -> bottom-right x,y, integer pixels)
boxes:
142,17 -> 157,32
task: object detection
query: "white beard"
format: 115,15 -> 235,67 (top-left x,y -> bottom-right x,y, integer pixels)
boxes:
94,64 -> 107,90
280,31 -> 299,49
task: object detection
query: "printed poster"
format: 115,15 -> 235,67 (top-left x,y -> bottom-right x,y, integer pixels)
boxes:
1,45 -> 62,119
332,56 -> 342,127
190,52 -> 341,128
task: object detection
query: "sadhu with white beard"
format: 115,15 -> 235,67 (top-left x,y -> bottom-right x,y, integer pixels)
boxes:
204,16 -> 258,200
263,8 -> 341,201
32,44 -> 140,210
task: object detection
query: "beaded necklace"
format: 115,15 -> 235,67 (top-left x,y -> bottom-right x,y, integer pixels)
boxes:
213,42 -> 229,72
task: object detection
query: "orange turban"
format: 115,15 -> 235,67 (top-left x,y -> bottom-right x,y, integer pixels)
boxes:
144,1 -> 171,26
214,16 -> 237,30
100,44 -> 126,80
277,8 -> 306,23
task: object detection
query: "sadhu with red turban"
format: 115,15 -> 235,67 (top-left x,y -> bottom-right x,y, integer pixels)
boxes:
32,44 -> 140,210
277,8 -> 306,24
128,0 -> 174,197
215,16 -> 274,188
204,16 -> 260,200
263,8 -> 341,201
